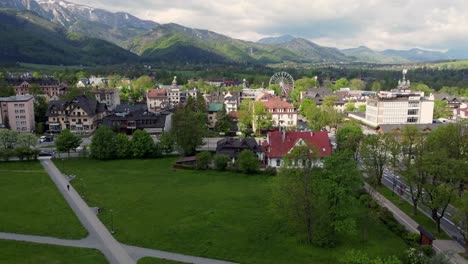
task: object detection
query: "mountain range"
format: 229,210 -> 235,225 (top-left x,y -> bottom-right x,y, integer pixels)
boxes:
0,0 -> 465,66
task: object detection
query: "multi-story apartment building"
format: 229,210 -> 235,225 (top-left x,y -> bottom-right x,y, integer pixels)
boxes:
146,89 -> 169,112
91,88 -> 120,111
0,95 -> 35,132
10,78 -> 67,101
258,96 -> 297,130
47,95 -> 107,134
364,90 -> 434,127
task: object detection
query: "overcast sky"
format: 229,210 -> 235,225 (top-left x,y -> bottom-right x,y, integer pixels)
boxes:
70,0 -> 468,51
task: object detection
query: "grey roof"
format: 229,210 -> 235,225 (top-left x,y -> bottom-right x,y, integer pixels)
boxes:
0,95 -> 34,102
115,104 -> 148,113
377,123 -> 443,134
216,138 -> 263,159
102,110 -> 167,129
47,95 -> 107,117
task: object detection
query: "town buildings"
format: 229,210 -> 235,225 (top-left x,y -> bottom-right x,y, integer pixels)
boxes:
216,138 -> 264,162
102,108 -> 172,135
46,95 -> 107,134
259,96 -> 297,129
10,78 -> 67,101
146,89 -> 169,112
91,88 -> 120,111
0,95 -> 35,132
263,131 -> 332,168
363,90 -> 434,127
207,103 -> 224,129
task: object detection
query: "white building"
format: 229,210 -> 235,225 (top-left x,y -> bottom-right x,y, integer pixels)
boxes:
256,96 -> 297,131
240,88 -> 275,101
359,70 -> 434,127
223,92 -> 238,113
92,88 -> 120,111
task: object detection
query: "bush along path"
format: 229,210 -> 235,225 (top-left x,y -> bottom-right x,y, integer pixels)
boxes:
364,183 -> 467,264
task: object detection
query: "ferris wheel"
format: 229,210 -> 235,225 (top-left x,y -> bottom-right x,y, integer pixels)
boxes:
269,72 -> 295,97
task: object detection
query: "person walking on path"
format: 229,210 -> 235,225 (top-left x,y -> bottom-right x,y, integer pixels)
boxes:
67,184 -> 70,191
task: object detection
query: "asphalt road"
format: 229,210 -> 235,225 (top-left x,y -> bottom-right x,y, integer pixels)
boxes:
381,169 -> 465,244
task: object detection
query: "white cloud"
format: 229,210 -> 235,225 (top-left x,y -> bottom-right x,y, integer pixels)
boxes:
68,0 -> 468,51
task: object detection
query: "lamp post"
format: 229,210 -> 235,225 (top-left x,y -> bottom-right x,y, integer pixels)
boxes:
110,209 -> 115,234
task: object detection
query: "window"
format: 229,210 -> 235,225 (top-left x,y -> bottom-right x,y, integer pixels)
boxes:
408,109 -> 418,115
407,117 -> 418,123
276,159 -> 281,167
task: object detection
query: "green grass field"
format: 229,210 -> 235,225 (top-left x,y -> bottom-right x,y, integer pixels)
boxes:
376,186 -> 450,239
138,257 -> 185,264
57,158 -> 408,264
0,239 -> 106,264
0,161 -> 87,239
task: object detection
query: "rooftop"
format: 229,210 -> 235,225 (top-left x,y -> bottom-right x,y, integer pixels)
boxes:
0,95 -> 34,102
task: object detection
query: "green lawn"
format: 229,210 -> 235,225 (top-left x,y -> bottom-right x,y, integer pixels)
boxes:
58,158 -> 408,264
0,239 -> 106,264
376,186 -> 451,239
0,161 -> 87,239
138,257 -> 185,264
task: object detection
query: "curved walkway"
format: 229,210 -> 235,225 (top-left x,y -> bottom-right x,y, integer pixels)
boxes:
41,159 -> 134,264
34,159 -> 237,264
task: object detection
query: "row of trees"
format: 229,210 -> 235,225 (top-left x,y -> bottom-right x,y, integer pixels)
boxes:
0,129 -> 39,161
90,127 -> 159,160
356,121 -> 467,235
299,97 -> 343,130
274,146 -> 362,246
195,150 -> 260,174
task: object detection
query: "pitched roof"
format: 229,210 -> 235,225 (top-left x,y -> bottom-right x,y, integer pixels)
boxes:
261,96 -> 295,110
147,89 -> 167,98
208,103 -> 224,112
265,131 -> 332,158
376,123 -> 443,134
216,138 -> 263,159
47,95 -> 107,117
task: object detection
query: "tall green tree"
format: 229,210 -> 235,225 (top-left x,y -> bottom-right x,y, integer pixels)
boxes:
433,100 -> 451,119
16,133 -> 37,148
336,123 -> 363,159
398,125 -> 426,215
55,129 -> 81,157
238,99 -> 254,135
0,129 -> 18,149
334,78 -> 349,91
422,121 -> 467,233
158,132 -> 175,155
349,79 -> 366,91
253,101 -> 272,134
237,149 -> 259,174
274,146 -> 361,245
90,126 -> 116,160
359,134 -> 391,186
172,108 -> 206,156
371,81 -> 382,92
114,133 -> 131,159
131,129 -> 154,158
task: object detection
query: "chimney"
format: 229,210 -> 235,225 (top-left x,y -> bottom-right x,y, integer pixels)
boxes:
310,132 -> 314,137
282,130 -> 286,142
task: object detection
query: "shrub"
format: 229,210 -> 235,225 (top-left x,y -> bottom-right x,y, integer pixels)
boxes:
213,154 -> 230,171
195,151 -> 212,170
263,166 -> 277,176
237,149 -> 259,174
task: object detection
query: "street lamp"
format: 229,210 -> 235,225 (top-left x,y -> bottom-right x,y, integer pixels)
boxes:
110,209 -> 115,234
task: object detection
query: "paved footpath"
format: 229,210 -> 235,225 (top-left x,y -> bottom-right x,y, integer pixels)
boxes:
41,159 -> 135,264
365,183 -> 467,264
38,159 -> 237,264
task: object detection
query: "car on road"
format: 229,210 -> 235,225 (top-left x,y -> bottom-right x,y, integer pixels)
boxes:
38,150 -> 55,157
39,135 -> 54,143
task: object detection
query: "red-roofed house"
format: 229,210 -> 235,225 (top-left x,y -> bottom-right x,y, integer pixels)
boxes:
261,96 -> 297,129
263,131 -> 332,168
146,89 -> 168,112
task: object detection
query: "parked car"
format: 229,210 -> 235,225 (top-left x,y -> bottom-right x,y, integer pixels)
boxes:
39,135 -> 54,143
38,150 -> 54,157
